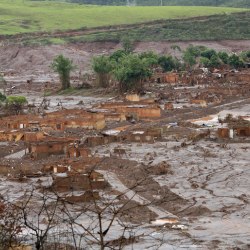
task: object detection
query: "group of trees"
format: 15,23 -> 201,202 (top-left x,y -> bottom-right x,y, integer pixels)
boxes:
183,45 -> 248,69
50,41 -> 249,93
92,38 -> 180,92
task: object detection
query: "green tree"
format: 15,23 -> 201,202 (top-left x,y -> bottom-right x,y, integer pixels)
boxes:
200,54 -> 221,68
92,55 -> 114,88
218,51 -> 229,64
183,45 -> 205,69
200,57 -> 211,67
201,49 -> 217,59
185,45 -> 202,57
6,96 -> 28,115
51,55 -> 75,90
139,51 -> 159,68
158,55 -> 177,72
113,54 -> 151,92
209,54 -> 221,68
228,54 -> 244,68
183,51 -> 196,69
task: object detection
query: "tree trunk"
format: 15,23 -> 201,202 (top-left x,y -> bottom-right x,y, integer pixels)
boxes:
97,73 -> 109,88
60,74 -> 71,90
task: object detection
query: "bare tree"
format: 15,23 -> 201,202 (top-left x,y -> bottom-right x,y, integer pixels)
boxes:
0,197 -> 22,249
1,167 -> 170,250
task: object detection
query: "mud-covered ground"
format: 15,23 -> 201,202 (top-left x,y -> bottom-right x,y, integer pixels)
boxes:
0,40 -> 250,249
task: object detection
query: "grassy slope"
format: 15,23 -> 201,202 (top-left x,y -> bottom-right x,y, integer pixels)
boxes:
67,0 -> 250,8
7,12 -> 248,46
63,12 -> 250,42
0,0 -> 247,35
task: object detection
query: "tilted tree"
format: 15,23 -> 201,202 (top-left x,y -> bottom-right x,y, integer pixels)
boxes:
51,55 -> 75,90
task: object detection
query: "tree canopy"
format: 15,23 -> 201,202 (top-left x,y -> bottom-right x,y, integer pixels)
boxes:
92,55 -> 115,87
5,96 -> 28,115
113,54 -> 152,92
91,45 -> 249,92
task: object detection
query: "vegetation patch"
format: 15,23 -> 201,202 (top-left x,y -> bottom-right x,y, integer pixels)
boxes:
63,12 -> 250,43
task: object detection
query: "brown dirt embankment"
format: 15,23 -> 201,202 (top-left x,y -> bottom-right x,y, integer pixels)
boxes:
0,40 -> 249,75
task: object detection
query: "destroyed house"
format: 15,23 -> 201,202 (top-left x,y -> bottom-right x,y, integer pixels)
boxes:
225,71 -> 250,83
51,166 -> 107,192
42,156 -> 101,174
98,102 -> 161,119
0,109 -> 106,131
28,137 -> 76,159
0,115 -> 39,130
67,144 -> 91,158
150,72 -> 179,84
218,125 -> 250,139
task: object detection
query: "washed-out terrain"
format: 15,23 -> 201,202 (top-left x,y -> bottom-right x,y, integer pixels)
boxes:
0,40 -> 249,249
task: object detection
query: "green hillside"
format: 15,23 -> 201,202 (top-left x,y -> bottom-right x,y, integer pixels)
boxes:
0,0 -> 247,35
5,12 -> 249,46
67,0 -> 250,8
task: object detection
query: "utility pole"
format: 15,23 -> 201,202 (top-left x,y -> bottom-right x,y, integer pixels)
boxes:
160,0 -> 163,6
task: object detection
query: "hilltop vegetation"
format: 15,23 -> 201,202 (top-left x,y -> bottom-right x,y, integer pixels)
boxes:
3,12 -> 250,46
0,0 -> 247,35
51,12 -> 250,45
67,0 -> 250,8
